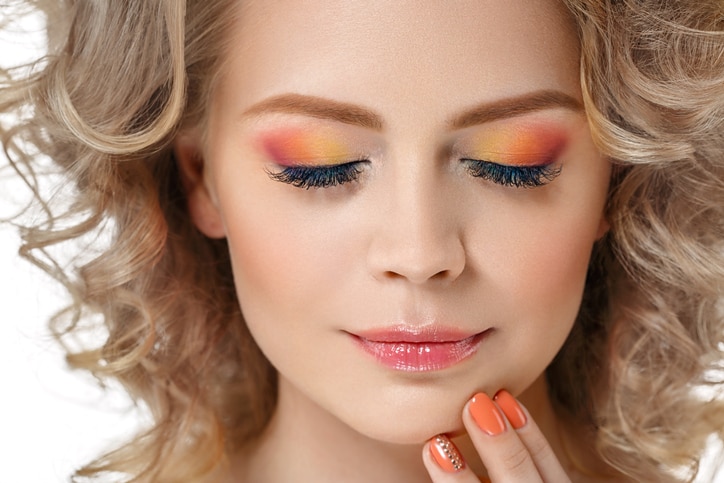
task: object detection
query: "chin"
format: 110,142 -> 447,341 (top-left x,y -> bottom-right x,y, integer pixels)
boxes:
358,423 -> 463,445
341,400 -> 467,445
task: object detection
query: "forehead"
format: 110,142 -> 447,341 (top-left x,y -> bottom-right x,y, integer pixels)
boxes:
216,0 -> 581,122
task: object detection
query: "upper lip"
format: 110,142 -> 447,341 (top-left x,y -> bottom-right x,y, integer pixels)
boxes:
349,325 -> 482,343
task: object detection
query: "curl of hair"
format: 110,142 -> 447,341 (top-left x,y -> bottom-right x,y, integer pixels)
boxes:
2,1 -> 274,481
1,0 -> 722,481
549,0 -> 724,480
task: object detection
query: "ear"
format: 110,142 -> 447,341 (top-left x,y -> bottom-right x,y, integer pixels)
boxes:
173,131 -> 226,239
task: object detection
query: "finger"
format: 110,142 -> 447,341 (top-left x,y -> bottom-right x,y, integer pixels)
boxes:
422,435 -> 485,483
463,392 -> 545,483
493,390 -> 570,483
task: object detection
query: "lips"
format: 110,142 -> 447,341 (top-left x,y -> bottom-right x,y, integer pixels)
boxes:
349,327 -> 490,372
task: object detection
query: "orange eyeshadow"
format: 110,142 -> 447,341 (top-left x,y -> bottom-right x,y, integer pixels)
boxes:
256,127 -> 353,166
465,125 -> 567,165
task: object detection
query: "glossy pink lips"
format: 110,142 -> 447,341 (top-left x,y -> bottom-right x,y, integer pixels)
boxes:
350,327 -> 489,372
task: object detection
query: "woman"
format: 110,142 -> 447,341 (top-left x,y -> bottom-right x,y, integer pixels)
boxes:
1,0 -> 722,481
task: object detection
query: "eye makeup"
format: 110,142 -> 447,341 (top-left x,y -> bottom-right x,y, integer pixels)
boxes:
456,122 -> 568,188
460,123 -> 567,166
256,126 -> 360,166
256,121 -> 569,190
254,125 -> 375,189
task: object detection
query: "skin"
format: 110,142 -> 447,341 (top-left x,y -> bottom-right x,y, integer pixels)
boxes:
175,0 -> 617,480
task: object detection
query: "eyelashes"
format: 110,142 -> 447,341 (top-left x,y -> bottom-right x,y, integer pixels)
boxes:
462,159 -> 562,188
267,159 -> 561,190
266,161 -> 366,189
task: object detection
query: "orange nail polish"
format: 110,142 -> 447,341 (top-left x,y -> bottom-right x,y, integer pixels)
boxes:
469,392 -> 506,436
494,390 -> 527,429
429,434 -> 465,472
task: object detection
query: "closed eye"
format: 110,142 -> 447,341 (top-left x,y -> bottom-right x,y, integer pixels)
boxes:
266,160 -> 367,189
462,159 -> 561,188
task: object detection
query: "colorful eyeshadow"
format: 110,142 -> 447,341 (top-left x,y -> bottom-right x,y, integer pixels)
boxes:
257,127 -> 354,166
465,124 -> 567,165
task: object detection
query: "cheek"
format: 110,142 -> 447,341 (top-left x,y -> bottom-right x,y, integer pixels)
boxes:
471,229 -> 590,398
491,153 -> 610,323
469,186 -> 604,320
467,164 -> 609,390
223,208 -> 318,320
216,186 -> 355,345
508,222 -> 594,310
220,204 -> 318,376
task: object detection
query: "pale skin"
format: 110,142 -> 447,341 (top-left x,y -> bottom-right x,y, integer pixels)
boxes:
175,0 -> 625,481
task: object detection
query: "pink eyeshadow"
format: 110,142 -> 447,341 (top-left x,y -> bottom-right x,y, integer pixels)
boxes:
256,127 -> 352,166
468,125 -> 567,165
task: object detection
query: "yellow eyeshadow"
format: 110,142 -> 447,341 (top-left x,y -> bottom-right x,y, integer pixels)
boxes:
258,128 -> 353,166
466,126 -> 566,165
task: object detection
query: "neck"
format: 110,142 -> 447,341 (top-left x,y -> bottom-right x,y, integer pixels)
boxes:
228,374 -> 574,482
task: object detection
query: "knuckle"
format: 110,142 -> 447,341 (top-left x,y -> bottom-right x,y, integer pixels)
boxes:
522,428 -> 558,468
526,433 -> 552,461
500,443 -> 531,474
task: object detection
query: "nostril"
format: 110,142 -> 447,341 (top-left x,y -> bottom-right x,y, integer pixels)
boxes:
380,266 -> 458,285
431,269 -> 453,281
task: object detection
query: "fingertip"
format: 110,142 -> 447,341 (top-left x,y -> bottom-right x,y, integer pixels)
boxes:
493,389 -> 527,430
467,392 -> 507,436
428,434 -> 466,473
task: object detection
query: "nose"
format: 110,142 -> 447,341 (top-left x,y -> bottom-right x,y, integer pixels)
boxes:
365,169 -> 466,285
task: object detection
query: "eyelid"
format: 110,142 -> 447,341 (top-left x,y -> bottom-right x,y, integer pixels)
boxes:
451,119 -> 569,167
266,159 -> 367,173
253,123 -> 384,168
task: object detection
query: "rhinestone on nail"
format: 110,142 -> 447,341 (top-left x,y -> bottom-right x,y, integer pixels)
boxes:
435,435 -> 464,471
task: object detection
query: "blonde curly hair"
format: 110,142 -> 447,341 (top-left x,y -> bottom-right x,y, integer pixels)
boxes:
1,0 -> 722,481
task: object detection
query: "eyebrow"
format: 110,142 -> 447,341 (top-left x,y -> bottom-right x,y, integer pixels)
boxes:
241,90 -> 583,131
242,94 -> 384,130
448,90 -> 583,130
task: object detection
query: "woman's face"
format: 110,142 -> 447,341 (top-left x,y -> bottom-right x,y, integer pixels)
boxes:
182,0 -> 610,443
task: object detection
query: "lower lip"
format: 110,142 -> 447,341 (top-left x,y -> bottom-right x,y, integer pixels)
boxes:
351,331 -> 489,372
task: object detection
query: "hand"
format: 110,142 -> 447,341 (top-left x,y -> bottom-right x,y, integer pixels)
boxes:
422,390 -> 571,482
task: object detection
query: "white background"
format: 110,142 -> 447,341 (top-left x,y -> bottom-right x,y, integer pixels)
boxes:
1,7 -> 722,483
1,10 -> 141,482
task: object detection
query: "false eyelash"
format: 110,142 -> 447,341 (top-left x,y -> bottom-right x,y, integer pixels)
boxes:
462,159 -> 562,188
266,161 -> 365,189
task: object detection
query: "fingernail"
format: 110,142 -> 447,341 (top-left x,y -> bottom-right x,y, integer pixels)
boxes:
429,434 -> 465,472
494,390 -> 527,429
469,392 -> 506,436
